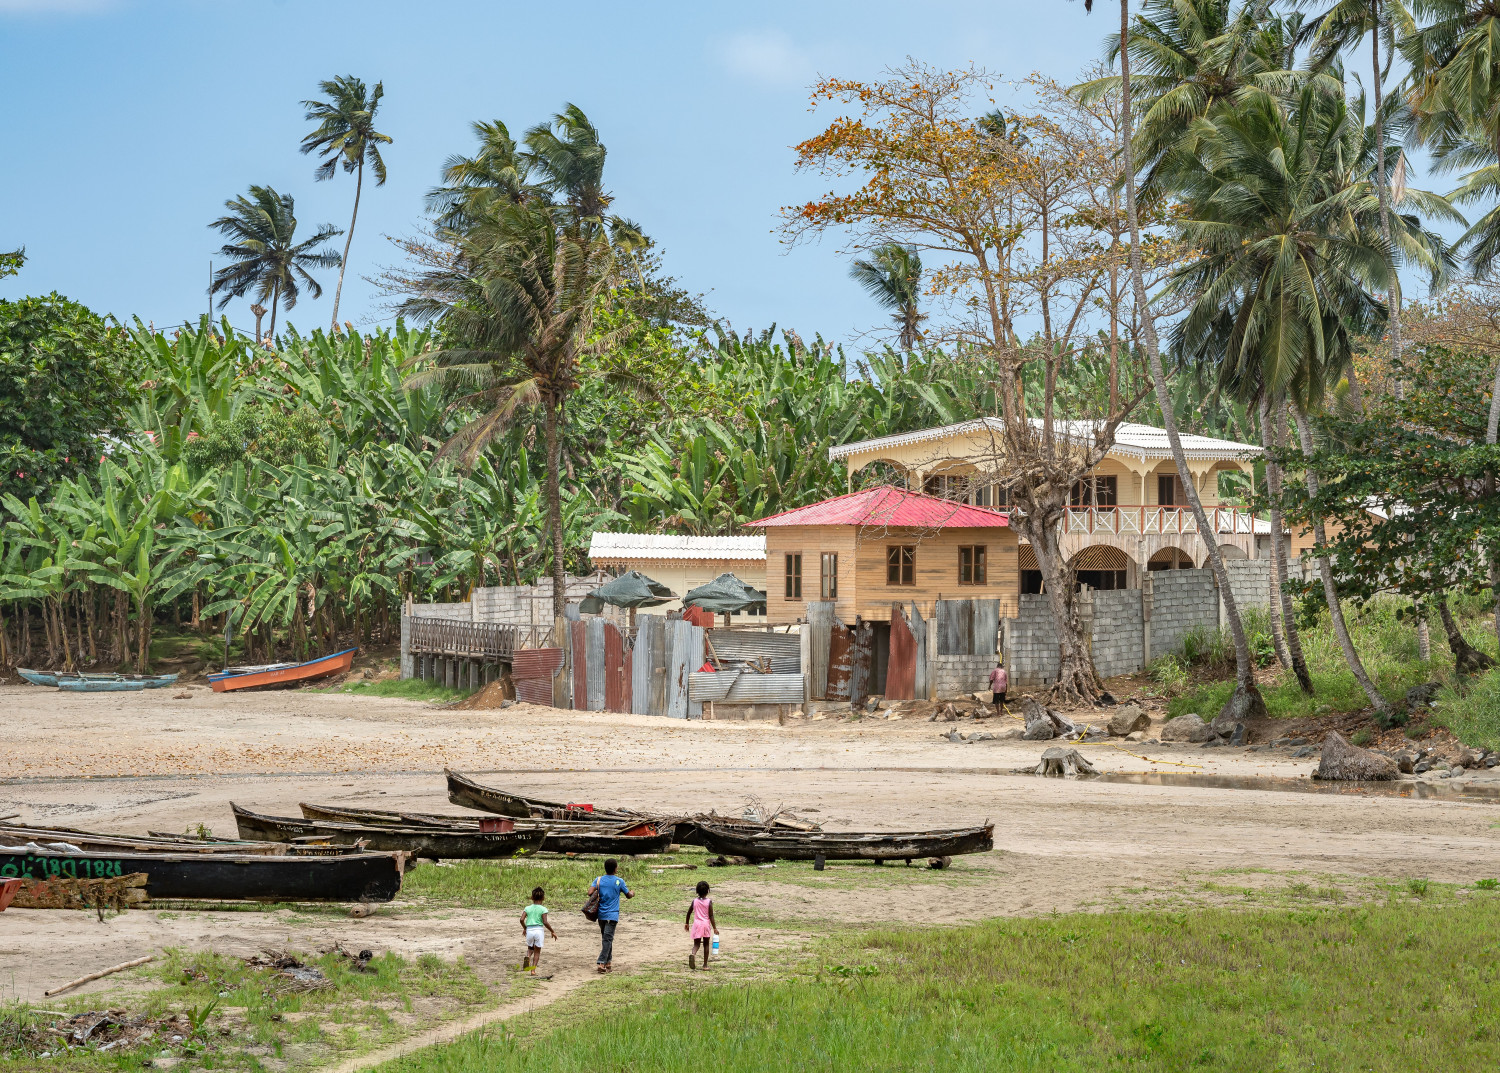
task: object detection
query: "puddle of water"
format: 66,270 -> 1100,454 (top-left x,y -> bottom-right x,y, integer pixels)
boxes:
1085,771 -> 1500,801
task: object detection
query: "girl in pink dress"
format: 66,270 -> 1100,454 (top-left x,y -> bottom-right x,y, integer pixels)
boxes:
684,880 -> 718,970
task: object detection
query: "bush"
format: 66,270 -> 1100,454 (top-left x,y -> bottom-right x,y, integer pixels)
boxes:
1351,728 -> 1374,746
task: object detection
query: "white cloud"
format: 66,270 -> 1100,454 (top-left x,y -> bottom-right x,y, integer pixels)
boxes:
720,29 -> 816,89
0,0 -> 117,13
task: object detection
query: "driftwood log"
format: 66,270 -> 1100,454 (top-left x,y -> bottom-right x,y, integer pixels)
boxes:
12,872 -> 149,912
44,954 -> 155,997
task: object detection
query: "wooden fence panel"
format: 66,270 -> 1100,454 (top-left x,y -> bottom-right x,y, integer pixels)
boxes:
973,599 -> 1000,658
604,620 -> 625,713
849,618 -> 874,708
909,602 -> 928,700
571,621 -> 588,712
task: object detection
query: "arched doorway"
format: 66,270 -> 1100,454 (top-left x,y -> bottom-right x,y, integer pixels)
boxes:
1148,546 -> 1195,571
1070,545 -> 1130,591
1218,543 -> 1248,560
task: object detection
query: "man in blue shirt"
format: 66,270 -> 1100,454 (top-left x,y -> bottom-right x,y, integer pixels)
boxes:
591,858 -> 633,973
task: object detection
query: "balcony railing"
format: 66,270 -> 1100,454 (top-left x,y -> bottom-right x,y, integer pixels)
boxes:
1062,505 -> 1258,537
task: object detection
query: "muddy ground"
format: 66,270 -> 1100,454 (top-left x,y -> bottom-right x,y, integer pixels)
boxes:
3,682 -> 1500,1016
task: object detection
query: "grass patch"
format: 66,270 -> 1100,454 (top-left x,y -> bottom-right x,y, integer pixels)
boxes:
402,851 -> 978,924
1168,597 -> 1498,727
328,678 -> 474,703
1431,668 -> 1500,752
381,898 -> 1500,1072
0,946 -> 489,1070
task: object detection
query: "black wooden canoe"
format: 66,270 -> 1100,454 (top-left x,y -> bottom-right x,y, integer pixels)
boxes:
445,769 -> 639,822
676,821 -> 995,862
297,803 -> 675,856
1,823 -> 286,856
0,848 -> 402,902
232,804 -> 546,860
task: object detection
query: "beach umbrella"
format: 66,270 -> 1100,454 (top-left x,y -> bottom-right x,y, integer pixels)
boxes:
681,573 -> 767,615
578,570 -> 675,614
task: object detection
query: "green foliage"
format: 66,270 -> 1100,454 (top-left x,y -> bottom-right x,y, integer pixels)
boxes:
385,900 -> 1500,1073
1431,668 -> 1500,752
183,402 -> 330,470
0,248 -> 23,280
0,293 -> 137,503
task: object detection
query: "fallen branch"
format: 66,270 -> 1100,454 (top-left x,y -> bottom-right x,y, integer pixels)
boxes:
44,954 -> 155,997
1103,743 -> 1203,768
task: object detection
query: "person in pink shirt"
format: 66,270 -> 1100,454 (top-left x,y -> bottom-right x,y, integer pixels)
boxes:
685,880 -> 719,970
988,661 -> 1009,716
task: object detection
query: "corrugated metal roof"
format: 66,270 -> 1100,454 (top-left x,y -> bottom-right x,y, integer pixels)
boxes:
589,532 -> 766,561
828,418 -> 1260,463
749,486 -> 1010,529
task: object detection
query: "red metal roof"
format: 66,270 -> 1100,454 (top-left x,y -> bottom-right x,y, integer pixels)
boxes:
750,486 -> 1010,529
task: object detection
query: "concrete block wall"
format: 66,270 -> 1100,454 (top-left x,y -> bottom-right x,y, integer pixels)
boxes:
400,613 -> 413,679
1089,589 -> 1144,679
1004,594 -> 1060,689
1149,569 -> 1219,661
932,654 -> 996,699
1222,556 -> 1308,616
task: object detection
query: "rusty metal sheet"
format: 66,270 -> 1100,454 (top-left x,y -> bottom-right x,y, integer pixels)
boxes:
909,602 -> 928,700
704,630 -> 801,673
571,620 -> 588,711
604,621 -> 626,713
585,617 -> 606,711
885,604 -> 917,700
849,618 -> 874,708
804,601 -> 835,699
826,621 -> 853,701
666,619 -> 703,719
631,615 -> 659,715
513,647 -> 563,707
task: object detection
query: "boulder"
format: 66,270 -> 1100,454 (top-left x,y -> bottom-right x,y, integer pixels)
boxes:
1125,730 -> 1146,742
1315,731 -> 1399,781
994,726 -> 1024,741
1020,697 -> 1056,741
1107,704 -> 1150,737
1392,750 -> 1417,774
1161,713 -> 1211,743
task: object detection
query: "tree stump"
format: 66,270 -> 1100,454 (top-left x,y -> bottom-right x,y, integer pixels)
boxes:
1033,747 -> 1099,777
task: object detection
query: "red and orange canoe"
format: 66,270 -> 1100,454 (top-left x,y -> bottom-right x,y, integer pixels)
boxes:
207,648 -> 357,693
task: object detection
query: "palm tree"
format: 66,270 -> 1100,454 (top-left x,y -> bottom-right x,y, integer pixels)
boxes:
524,105 -> 646,249
849,244 -> 927,350
301,75 -> 392,331
1303,0 -> 1417,365
1073,0 -> 1269,721
426,120 -> 538,237
208,186 -> 342,340
398,201 -> 634,618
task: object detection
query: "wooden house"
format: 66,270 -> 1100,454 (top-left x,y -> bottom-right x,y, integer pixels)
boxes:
749,486 -> 1016,627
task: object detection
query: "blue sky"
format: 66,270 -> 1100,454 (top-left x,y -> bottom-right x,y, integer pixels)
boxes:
1,0 -> 1106,343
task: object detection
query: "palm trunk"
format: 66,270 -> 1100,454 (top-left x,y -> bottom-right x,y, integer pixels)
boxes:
135,596 -> 151,674
1371,32 -> 1403,378
1290,406 -> 1389,713
1437,596 -> 1494,674
1487,358 -> 1500,652
1262,396 -> 1312,692
1414,598 -> 1431,661
268,280 -> 280,341
543,395 -> 568,620
331,158 -> 362,330
1118,0 -> 1263,719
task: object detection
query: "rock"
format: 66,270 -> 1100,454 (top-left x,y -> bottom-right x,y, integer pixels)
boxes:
1486,756 -> 1499,769
1413,760 -> 1432,774
1401,679 -> 1429,704
1393,750 -> 1418,774
931,704 -> 960,723
1291,745 -> 1318,758
1230,722 -> 1247,747
1096,692 -> 1117,706
1315,731 -> 1399,781
1033,746 -> 1099,776
1459,749 -> 1485,770
500,698 -> 515,708
1020,697 -> 1056,741
994,726 -> 1024,740
945,730 -> 962,742
1201,739 -> 1223,748
1107,704 -> 1150,737
1080,726 -> 1110,742
1161,713 -> 1211,743
1125,730 -> 1146,742
866,696 -> 882,712
1272,737 -> 1309,748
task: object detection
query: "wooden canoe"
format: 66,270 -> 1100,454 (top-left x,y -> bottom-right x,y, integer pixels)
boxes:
58,678 -> 146,693
18,670 -> 177,688
676,821 -> 995,862
232,804 -> 546,860
208,648 -> 357,693
445,769 -> 640,822
298,803 -> 675,856
0,823 -> 285,856
0,847 -> 403,902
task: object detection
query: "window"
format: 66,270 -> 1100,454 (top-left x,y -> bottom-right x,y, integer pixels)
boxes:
1158,474 -> 1184,505
1070,475 -> 1118,507
820,552 -> 838,599
784,553 -> 802,599
959,545 -> 987,585
886,545 -> 915,586
923,473 -> 968,500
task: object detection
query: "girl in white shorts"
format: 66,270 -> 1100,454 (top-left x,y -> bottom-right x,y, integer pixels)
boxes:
520,886 -> 558,973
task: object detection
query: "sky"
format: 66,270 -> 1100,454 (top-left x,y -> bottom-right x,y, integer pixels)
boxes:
0,0 -> 1105,344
